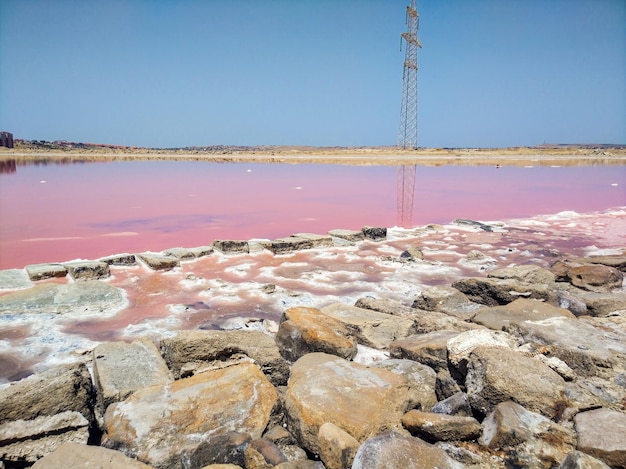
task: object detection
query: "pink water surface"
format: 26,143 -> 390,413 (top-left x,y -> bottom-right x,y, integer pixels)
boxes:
0,160 -> 624,269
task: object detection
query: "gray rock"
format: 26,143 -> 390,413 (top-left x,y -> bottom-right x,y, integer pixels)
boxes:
431,392 -> 473,417
361,226 -> 387,241
411,285 -> 482,320
373,359 -> 438,411
559,450 -> 611,469
390,330 -> 460,371
327,229 -> 365,243
435,369 -> 463,401
92,339 -> 173,415
574,408 -> 626,468
480,400 -> 575,468
399,246 -> 424,261
452,277 -> 559,306
136,252 -> 180,270
160,329 -> 290,385
182,432 -> 250,468
572,290 -> 626,316
0,362 -> 93,425
188,245 -> 214,258
488,264 -> 556,284
0,411 -> 89,464
284,353 -> 411,455
447,329 -> 519,377
321,303 -> 417,349
351,431 -> 463,469
266,237 -> 314,254
0,280 -> 126,317
471,298 -> 575,330
466,345 -> 566,418
103,363 -> 278,469
24,263 -> 67,281
64,260 -> 110,280
163,246 -> 197,259
99,253 -> 137,265
318,422 -> 359,469
291,233 -> 334,248
402,410 -> 482,442
212,239 -> 250,254
0,269 -> 33,290
275,306 -> 357,362
244,438 -> 289,468
31,442 -> 155,468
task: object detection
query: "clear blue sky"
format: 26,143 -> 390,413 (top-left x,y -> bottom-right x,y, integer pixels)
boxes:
1,0 -> 624,148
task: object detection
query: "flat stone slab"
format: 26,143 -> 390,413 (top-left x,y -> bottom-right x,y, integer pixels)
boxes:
292,233 -> 334,248
32,442 -> 154,468
0,269 -> 33,290
99,253 -> 137,266
64,261 -> 110,280
24,263 -> 67,281
93,339 -> 174,414
163,247 -> 197,260
328,229 -> 365,243
188,245 -> 214,258
0,281 -> 126,317
212,239 -> 250,254
136,252 -> 180,270
267,236 -> 314,254
575,408 -> 626,468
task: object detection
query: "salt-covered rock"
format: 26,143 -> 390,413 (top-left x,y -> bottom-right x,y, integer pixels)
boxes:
92,339 -> 173,415
431,392 -> 473,417
283,353 -> 411,455
411,285 -> 482,320
24,263 -> 67,281
574,408 -> 626,468
266,237 -> 314,254
480,400 -> 575,468
402,410 -> 482,442
351,431 -> 463,469
0,269 -> 33,290
99,253 -> 137,266
399,246 -> 423,261
321,303 -> 417,349
103,363 -> 278,469
163,247 -> 197,260
136,252 -> 180,270
291,233 -> 333,248
552,260 -> 624,292
559,450 -> 611,469
64,260 -> 110,280
488,264 -> 556,284
31,442 -> 156,468
275,306 -> 357,361
471,298 -> 575,330
465,345 -> 566,418
327,229 -> 364,243
211,240 -> 250,254
160,329 -> 289,386
446,329 -> 519,376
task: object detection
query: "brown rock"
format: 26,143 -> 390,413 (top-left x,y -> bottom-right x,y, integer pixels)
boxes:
31,442 -> 155,468
568,264 -> 624,292
212,240 -> 250,254
284,353 -> 411,455
389,330 -> 460,371
402,410 -> 482,441
318,422 -> 359,469
243,438 -> 289,469
452,277 -> 559,306
275,306 -> 357,361
266,237 -> 314,254
24,263 -> 67,281
471,298 -> 575,330
103,363 -> 278,469
136,252 -> 180,270
372,359 -> 438,411
487,264 -> 556,284
351,431 -> 463,469
575,408 -> 626,468
327,229 -> 365,242
160,329 -> 289,385
291,233 -> 334,248
411,285 -> 482,320
64,260 -> 110,280
361,226 -> 387,241
466,345 -> 567,418
560,450 -> 611,469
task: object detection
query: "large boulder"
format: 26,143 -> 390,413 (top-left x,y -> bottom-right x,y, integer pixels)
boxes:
401,410 -> 482,442
452,277 -> 559,306
465,345 -> 566,418
446,329 -> 519,377
411,285 -> 482,320
351,431 -> 463,469
92,339 -> 173,415
574,408 -> 626,468
552,260 -> 624,292
487,265 -> 556,284
317,422 -> 359,469
480,400 -> 576,468
160,330 -> 289,386
103,363 -> 278,469
283,353 -> 411,455
275,306 -> 357,362
471,298 -> 575,329
372,359 -> 438,411
320,303 -> 417,349
31,442 -> 155,468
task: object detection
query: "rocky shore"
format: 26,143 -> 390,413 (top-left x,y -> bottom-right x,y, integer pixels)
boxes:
1,220 -> 625,468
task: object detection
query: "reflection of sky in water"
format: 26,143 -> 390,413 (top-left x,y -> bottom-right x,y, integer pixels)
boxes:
0,160 -> 623,269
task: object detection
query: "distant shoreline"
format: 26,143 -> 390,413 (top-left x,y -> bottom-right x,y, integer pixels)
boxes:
1,144 -> 626,167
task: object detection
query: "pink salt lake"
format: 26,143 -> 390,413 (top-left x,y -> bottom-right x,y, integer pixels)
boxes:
0,160 -> 624,382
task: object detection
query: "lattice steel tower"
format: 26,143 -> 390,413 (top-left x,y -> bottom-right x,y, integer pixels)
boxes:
398,0 -> 421,149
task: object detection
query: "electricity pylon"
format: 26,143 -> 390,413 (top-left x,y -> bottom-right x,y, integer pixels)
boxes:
397,1 -> 421,227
